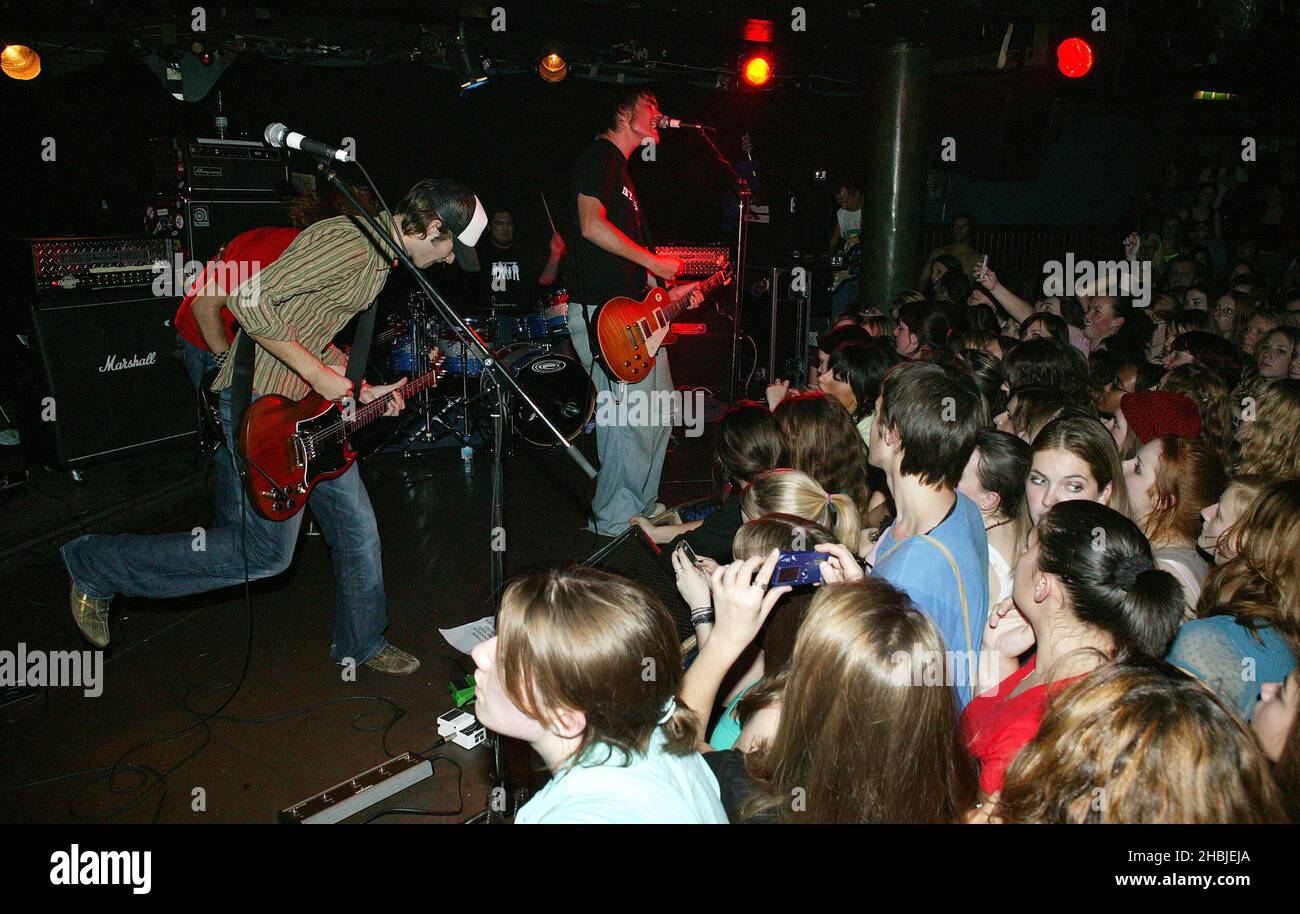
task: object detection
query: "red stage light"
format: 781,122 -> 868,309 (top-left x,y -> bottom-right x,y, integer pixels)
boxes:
1056,38 -> 1093,78
742,55 -> 771,87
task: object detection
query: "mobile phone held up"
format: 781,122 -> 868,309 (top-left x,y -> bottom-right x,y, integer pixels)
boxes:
769,551 -> 824,589
678,541 -> 701,566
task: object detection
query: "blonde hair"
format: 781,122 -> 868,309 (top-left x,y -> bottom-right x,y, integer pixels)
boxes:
741,468 -> 862,550
495,566 -> 698,768
1233,378 -> 1300,479
998,658 -> 1287,823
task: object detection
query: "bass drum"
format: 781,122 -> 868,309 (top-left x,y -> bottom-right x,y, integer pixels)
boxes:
492,343 -> 594,447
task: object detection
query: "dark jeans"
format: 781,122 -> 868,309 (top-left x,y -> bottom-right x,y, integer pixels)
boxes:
61,384 -> 390,665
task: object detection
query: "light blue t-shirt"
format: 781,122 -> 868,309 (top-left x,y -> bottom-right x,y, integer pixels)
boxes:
871,491 -> 990,709
1167,615 -> 1298,720
515,729 -> 728,824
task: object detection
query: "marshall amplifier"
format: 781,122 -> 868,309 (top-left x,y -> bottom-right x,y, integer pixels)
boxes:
26,291 -> 198,467
153,137 -> 290,196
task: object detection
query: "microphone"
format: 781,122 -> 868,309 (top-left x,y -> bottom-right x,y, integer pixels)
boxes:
656,115 -> 709,130
263,122 -> 350,162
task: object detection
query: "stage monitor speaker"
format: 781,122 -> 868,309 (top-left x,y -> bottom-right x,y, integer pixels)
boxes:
583,527 -> 693,643
28,292 -> 198,467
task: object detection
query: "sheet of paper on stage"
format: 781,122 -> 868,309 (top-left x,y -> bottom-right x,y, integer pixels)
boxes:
439,615 -> 496,654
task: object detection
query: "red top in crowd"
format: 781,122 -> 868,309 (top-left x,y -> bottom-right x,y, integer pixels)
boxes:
961,656 -> 1087,796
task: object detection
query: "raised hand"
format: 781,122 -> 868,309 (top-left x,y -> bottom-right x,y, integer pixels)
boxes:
813,542 -> 866,584
765,379 -> 791,412
707,550 -> 791,655
671,544 -> 712,610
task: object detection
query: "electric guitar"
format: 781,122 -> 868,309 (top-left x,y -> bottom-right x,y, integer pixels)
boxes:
594,268 -> 732,383
237,358 -> 445,521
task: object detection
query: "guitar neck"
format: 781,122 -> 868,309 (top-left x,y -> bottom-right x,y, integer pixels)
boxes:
337,365 -> 441,437
661,270 -> 729,322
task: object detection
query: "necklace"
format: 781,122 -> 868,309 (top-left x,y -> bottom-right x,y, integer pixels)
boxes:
984,517 -> 1013,533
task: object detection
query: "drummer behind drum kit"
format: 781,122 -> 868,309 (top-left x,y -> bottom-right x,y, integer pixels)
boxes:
380,287 -> 595,454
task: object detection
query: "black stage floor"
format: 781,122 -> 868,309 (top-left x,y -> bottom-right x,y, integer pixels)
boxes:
0,424 -> 716,823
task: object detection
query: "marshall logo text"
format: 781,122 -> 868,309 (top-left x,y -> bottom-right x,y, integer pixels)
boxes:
100,352 -> 158,373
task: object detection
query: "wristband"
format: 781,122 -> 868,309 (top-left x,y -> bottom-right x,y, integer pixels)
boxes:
690,608 -> 715,626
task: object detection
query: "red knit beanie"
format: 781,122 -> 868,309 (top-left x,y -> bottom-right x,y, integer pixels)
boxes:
1120,390 -> 1201,444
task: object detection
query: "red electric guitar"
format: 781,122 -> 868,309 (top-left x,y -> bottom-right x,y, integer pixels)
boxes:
594,268 -> 732,383
238,358 -> 445,521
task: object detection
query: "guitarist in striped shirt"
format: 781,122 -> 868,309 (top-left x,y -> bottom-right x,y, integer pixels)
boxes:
62,180 -> 487,675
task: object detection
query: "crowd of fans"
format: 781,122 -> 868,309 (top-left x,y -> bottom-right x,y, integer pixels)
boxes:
469,177 -> 1300,824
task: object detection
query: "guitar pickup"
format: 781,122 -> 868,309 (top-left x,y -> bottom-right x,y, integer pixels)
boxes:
651,308 -> 666,327
624,324 -> 641,350
638,318 -> 653,339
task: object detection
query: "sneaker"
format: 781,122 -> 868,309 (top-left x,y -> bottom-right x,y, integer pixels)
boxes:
362,644 -> 421,675
69,582 -> 111,647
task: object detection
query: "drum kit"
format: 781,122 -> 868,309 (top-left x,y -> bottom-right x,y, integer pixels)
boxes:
380,287 -> 595,453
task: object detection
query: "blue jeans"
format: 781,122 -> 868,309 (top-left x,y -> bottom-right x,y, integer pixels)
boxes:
61,387 -> 389,665
567,303 -> 672,535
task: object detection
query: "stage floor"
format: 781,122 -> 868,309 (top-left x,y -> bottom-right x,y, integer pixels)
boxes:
0,426 -> 715,824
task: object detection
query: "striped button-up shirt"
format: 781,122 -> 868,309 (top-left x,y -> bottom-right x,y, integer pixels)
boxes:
211,213 -> 396,399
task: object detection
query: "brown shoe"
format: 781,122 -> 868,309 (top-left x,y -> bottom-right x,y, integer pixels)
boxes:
362,644 -> 421,675
69,582 -> 111,647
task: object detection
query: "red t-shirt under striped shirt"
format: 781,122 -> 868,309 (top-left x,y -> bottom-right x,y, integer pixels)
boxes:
174,226 -> 301,350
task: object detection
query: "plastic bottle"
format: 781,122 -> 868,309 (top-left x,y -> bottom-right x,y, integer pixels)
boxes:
460,444 -> 474,477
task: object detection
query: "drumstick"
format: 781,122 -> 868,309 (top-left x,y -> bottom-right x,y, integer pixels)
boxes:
539,191 -> 558,235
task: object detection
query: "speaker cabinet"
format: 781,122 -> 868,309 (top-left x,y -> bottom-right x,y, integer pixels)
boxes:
184,198 -> 293,263
28,292 -> 198,467
583,527 -> 693,643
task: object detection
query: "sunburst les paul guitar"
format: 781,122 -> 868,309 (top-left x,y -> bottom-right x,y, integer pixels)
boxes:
237,355 -> 445,521
595,268 -> 732,383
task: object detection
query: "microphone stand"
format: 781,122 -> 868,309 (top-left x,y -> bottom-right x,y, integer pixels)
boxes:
311,156 -> 596,822
691,127 -> 751,402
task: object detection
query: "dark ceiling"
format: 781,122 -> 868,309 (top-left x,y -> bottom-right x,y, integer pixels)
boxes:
5,0 -> 1300,125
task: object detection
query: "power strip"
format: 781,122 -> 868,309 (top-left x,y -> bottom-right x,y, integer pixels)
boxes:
279,752 -> 433,824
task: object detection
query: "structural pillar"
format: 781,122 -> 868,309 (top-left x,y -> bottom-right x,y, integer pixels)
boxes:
859,41 -> 933,311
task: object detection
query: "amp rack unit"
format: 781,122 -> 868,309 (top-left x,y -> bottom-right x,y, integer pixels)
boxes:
26,236 -> 174,296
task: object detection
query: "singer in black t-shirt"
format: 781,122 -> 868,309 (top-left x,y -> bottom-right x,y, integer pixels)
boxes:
567,88 -> 702,536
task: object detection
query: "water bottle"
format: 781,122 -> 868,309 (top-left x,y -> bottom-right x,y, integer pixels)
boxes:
214,92 -> 228,139
460,444 -> 474,477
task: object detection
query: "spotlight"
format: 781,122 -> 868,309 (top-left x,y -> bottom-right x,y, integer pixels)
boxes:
451,24 -> 489,93
539,51 -> 567,83
741,53 -> 771,87
1056,37 -> 1093,78
1,43 -> 41,80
